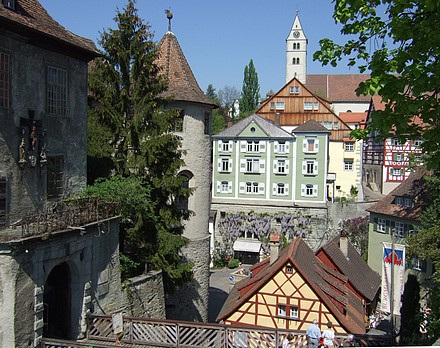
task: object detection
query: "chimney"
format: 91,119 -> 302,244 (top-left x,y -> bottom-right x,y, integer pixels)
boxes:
227,121 -> 233,128
340,230 -> 349,259
269,233 -> 281,265
275,112 -> 281,126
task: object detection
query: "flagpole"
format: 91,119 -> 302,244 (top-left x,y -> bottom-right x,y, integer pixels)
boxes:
390,228 -> 395,345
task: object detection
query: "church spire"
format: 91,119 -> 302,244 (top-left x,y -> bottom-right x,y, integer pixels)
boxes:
285,10 -> 308,84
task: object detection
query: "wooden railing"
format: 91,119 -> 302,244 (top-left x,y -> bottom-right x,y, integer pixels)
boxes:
79,314 -> 391,347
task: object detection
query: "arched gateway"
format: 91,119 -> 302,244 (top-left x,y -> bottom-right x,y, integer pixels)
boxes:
43,262 -> 71,339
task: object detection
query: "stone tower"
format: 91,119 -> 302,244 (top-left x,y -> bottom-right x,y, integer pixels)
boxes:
286,10 -> 308,84
156,12 -> 216,322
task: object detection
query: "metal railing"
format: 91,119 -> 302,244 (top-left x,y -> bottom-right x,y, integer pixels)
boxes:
1,198 -> 116,241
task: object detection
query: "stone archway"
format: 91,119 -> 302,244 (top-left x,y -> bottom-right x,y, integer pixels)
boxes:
43,262 -> 71,339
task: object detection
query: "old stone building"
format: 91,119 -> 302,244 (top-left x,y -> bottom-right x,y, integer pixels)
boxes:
0,0 -> 125,346
155,14 -> 216,322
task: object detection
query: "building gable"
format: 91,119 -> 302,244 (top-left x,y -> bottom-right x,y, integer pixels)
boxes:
257,78 -> 352,141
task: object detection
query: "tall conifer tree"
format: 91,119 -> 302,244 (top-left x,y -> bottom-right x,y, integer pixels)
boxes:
87,0 -> 192,292
240,59 -> 260,117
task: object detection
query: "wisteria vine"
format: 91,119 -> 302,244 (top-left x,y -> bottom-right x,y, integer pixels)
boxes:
213,211 -> 312,266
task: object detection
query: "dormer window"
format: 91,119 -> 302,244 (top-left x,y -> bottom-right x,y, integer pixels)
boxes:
3,0 -> 16,10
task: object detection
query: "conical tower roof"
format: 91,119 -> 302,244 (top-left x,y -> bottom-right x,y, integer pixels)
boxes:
156,31 -> 216,107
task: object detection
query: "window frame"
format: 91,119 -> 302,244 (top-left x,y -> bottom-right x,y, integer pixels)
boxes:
47,156 -> 64,199
344,142 -> 354,152
304,102 -> 313,111
47,66 -> 68,117
394,221 -> 405,237
344,159 -> 354,171
0,176 -> 7,226
275,102 -> 285,111
377,218 -> 386,233
0,51 -> 10,109
3,0 -> 15,10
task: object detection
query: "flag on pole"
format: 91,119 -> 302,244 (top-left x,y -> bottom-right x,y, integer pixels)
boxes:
381,242 -> 405,315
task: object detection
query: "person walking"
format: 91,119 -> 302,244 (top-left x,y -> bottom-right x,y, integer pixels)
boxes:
322,321 -> 338,347
306,319 -> 322,348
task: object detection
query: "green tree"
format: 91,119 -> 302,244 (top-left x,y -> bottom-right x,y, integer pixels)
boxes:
314,0 -> 440,169
407,171 -> 440,343
240,59 -> 260,118
87,0 -> 192,292
400,274 -> 421,345
205,84 -> 218,103
212,109 -> 226,134
408,172 -> 440,284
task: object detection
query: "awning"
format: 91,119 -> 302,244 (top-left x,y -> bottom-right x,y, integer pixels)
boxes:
233,239 -> 262,253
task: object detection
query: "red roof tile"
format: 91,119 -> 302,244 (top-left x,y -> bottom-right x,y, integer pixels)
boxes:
317,236 -> 380,302
156,32 -> 216,107
306,74 -> 371,102
366,168 -> 430,221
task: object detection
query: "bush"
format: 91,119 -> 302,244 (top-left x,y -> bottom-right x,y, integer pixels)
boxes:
228,258 -> 240,269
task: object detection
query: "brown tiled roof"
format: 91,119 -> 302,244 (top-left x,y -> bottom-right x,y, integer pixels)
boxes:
306,74 -> 371,103
156,32 -> 216,107
366,168 -> 430,221
0,0 -> 99,60
217,238 -> 366,334
339,112 -> 367,125
317,236 -> 380,302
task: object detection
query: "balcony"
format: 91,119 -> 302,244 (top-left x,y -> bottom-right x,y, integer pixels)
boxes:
0,198 -> 116,242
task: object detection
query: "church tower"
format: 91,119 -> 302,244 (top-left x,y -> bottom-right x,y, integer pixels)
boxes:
286,10 -> 308,84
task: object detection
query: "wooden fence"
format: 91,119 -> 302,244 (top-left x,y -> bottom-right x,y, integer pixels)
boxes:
80,314 -> 389,347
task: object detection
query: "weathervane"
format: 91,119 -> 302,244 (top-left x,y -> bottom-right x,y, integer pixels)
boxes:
165,9 -> 173,32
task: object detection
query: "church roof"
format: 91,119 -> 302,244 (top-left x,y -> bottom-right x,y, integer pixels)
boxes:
214,114 -> 292,139
306,74 -> 371,103
156,32 -> 216,107
0,0 -> 99,61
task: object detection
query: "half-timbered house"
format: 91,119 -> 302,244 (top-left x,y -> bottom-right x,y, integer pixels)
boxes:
362,96 -> 424,195
217,234 -> 366,335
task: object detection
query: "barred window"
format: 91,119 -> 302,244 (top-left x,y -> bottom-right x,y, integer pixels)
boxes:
0,177 -> 7,225
47,157 -> 64,199
47,66 -> 68,116
0,52 -> 10,109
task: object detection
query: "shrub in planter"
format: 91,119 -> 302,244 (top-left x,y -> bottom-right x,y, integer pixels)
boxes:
228,258 -> 240,269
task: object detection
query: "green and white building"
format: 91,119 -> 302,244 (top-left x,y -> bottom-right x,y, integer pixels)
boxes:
212,115 -> 330,206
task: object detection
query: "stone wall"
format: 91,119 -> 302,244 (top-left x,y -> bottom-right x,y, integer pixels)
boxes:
211,200 -> 378,254
125,270 -> 166,319
0,217 -> 125,347
165,236 -> 210,322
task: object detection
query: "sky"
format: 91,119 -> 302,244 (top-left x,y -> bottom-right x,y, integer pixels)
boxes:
39,0 -> 357,96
